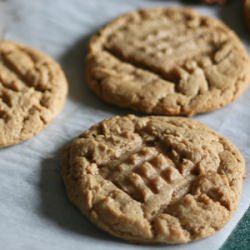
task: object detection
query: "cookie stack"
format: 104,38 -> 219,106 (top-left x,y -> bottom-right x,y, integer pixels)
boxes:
1,6 -> 249,246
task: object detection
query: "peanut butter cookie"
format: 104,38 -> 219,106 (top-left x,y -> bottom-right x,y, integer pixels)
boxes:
200,0 -> 226,4
244,0 -> 250,29
0,41 -> 68,147
62,115 -> 245,244
87,8 -> 250,116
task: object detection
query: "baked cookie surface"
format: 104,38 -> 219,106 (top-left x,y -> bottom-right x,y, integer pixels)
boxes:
62,115 -> 245,244
87,8 -> 250,116
0,41 -> 68,147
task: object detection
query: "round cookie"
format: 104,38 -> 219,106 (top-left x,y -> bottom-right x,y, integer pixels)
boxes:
62,115 -> 245,244
86,8 -> 250,116
0,41 -> 68,147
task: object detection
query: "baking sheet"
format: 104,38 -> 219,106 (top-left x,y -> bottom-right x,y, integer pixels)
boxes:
0,0 -> 249,249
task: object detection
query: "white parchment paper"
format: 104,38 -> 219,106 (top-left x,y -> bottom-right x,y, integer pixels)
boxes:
0,1 -> 249,249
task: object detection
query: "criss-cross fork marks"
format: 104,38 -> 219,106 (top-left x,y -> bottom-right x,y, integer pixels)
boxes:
0,50 -> 47,93
0,48 -> 52,125
0,41 -> 57,101
103,21 -> 221,91
100,146 -> 186,203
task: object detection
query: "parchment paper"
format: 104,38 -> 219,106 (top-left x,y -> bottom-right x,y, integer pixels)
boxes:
0,1 -> 249,249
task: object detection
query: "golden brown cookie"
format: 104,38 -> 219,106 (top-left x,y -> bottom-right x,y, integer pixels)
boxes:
62,115 -> 245,244
86,8 -> 250,116
0,41 -> 68,147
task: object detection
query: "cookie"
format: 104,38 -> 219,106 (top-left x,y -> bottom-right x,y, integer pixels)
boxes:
0,41 -> 68,147
200,0 -> 226,4
244,0 -> 250,29
61,115 -> 245,244
86,8 -> 250,116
